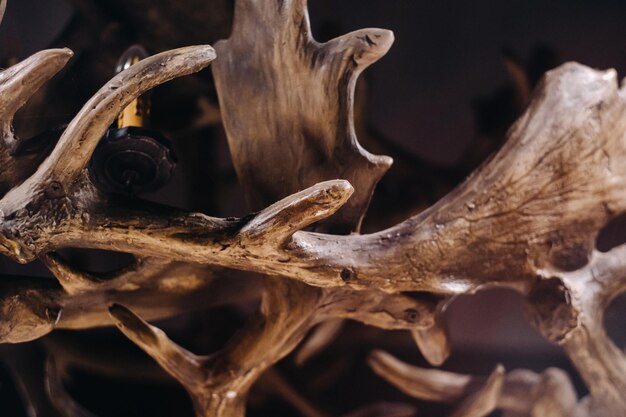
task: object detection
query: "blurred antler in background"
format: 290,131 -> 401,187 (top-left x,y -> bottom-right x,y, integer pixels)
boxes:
0,0 -> 625,416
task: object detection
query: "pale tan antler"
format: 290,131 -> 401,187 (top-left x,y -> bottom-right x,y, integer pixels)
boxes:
0,47 -> 620,294
0,45 -> 240,343
369,350 -> 584,417
1,1 -> 626,416
109,276 -> 439,417
0,46 -> 242,343
213,0 -> 393,233
0,48 -> 72,195
5,63 -> 625,296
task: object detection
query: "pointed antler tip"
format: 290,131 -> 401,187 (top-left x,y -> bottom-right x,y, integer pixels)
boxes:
367,349 -> 392,367
186,44 -> 217,62
325,179 -> 355,198
33,47 -> 74,64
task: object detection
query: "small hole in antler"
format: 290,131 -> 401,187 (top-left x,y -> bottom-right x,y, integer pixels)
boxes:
44,181 -> 65,199
403,308 -> 419,323
340,268 -> 353,281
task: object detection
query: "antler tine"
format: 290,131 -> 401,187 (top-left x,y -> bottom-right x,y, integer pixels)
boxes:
411,312 -> 451,367
448,365 -> 504,417
18,45 -> 215,191
0,48 -> 72,124
0,48 -> 72,193
108,304 -> 209,392
41,252 -> 106,295
368,350 -> 475,402
369,351 -> 584,417
321,28 -> 395,76
295,319 -> 345,366
239,180 -> 354,246
41,252 -> 160,296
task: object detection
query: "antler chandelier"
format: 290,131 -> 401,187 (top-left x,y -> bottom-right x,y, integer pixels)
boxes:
0,1 -> 625,416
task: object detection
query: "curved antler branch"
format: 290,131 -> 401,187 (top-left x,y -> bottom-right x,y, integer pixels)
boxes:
32,45 -> 215,188
214,0 -> 393,233
368,351 -> 584,417
109,304 -> 208,389
0,48 -> 72,194
410,308 -> 451,367
0,0 -> 6,25
109,276 -> 440,417
7,59 -> 626,299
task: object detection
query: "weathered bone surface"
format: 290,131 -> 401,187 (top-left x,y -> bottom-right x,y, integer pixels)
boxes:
106,4 -> 445,415
41,255 -> 262,328
5,64 -> 626,295
0,49 -> 73,195
367,245 -> 626,416
212,0 -> 440,381
212,0 -> 393,233
112,62 -> 625,415
0,45 -> 225,343
0,0 -> 625,416
109,280 -> 436,417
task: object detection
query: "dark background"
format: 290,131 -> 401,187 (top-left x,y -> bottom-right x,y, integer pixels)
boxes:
0,0 -> 625,416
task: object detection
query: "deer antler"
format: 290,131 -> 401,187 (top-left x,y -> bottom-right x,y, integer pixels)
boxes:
366,242 -> 626,416
526,245 -> 626,415
0,45 -> 243,343
369,350 -> 583,417
2,4 -> 625,295
109,276 -> 440,417
5,64 -> 626,297
1,1 -> 626,416
0,48 -> 72,195
212,0 -> 394,234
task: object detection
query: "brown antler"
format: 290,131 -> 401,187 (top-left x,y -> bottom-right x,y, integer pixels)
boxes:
212,0 -> 393,233
5,64 -> 625,296
0,48 -> 72,195
0,45 -> 232,343
1,1 -> 626,416
6,64 -> 624,300
109,277 -> 437,417
369,351 -> 583,417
